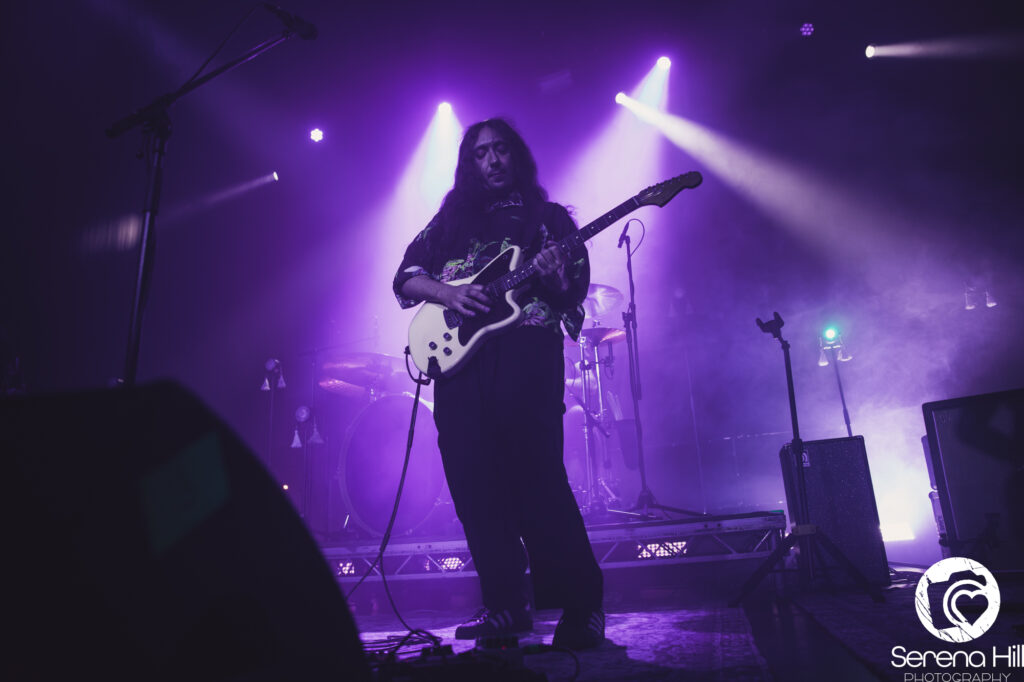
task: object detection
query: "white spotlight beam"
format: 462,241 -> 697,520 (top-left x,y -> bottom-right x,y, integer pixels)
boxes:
616,94 -> 910,265
552,63 -> 669,291
865,34 -> 1024,59
356,105 -> 464,355
81,171 -> 281,253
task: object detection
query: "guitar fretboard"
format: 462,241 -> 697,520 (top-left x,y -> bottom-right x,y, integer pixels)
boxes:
483,196 -> 641,297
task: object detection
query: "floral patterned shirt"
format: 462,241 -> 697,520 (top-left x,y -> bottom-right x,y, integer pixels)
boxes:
393,199 -> 589,340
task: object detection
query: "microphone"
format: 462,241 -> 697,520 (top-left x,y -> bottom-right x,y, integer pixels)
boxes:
262,3 -> 318,40
617,222 -> 630,249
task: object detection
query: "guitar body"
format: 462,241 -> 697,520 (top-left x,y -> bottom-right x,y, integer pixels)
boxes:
408,246 -> 523,378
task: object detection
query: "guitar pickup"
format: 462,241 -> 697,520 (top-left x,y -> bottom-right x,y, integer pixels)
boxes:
443,309 -> 463,329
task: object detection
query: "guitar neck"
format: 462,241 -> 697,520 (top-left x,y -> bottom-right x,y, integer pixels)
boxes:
484,196 -> 641,297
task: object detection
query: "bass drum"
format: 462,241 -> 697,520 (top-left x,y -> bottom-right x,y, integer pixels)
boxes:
336,394 -> 453,538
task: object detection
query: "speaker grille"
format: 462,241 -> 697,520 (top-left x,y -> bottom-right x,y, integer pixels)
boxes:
780,436 -> 890,586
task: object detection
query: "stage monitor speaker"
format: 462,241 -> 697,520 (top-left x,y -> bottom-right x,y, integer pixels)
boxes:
780,436 -> 890,586
1,381 -> 369,681
923,388 -> 1024,571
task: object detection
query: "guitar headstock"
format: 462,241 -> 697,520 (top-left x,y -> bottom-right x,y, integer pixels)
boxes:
636,171 -> 703,208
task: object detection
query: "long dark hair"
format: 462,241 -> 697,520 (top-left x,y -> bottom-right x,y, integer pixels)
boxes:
436,118 -> 548,248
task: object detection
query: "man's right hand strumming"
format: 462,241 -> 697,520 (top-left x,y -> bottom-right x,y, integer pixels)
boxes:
441,283 -> 492,317
401,276 -> 491,317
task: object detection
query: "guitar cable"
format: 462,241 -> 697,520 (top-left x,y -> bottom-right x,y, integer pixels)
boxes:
345,348 -> 439,648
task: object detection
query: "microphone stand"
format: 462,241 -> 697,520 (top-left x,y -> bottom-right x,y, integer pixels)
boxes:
729,313 -> 882,605
108,28 -> 301,386
827,346 -> 854,438
620,234 -> 705,518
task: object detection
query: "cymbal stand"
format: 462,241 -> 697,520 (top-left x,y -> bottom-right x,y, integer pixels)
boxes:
571,336 -> 636,521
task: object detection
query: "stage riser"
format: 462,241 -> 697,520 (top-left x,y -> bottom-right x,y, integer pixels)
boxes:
324,513 -> 786,583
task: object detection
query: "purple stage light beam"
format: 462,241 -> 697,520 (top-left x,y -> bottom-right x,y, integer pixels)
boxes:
346,103 -> 464,358
552,59 -> 670,298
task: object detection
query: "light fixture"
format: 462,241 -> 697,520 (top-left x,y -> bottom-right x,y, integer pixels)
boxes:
637,541 -> 686,559
261,358 -> 285,390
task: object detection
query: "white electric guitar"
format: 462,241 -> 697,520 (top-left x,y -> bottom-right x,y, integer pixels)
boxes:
408,171 -> 703,378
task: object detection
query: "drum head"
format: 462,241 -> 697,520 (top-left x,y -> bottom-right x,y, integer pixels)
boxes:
337,394 -> 450,537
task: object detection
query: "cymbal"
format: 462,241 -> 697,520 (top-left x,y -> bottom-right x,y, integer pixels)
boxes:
583,283 -> 623,318
320,352 -> 407,392
317,377 -> 366,399
573,326 -> 626,346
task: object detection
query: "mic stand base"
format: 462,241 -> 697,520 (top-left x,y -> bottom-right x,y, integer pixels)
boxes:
630,487 -> 706,518
728,523 -> 884,607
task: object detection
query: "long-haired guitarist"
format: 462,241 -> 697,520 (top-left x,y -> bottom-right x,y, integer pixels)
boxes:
393,118 -> 604,649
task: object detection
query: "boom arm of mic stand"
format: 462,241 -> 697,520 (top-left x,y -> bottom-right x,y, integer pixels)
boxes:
108,29 -> 302,386
106,30 -> 295,138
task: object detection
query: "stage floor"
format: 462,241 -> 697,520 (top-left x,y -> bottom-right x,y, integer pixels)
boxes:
347,569 -> 1024,681
357,605 -> 772,681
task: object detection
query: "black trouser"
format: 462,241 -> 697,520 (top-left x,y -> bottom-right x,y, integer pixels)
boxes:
433,326 -> 603,612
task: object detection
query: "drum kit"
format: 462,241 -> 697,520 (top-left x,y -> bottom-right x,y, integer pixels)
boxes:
316,349 -> 453,540
564,283 -> 638,520
317,282 -> 633,540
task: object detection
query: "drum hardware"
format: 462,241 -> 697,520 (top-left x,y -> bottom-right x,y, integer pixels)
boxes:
318,351 -> 407,400
316,377 -> 366,400
582,282 -> 625,319
576,326 -> 626,347
283,344 -> 420,542
308,347 -> 456,542
565,284 -> 637,522
335,393 -> 454,539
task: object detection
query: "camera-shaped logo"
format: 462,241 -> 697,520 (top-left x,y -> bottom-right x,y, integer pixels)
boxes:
915,557 -> 1000,643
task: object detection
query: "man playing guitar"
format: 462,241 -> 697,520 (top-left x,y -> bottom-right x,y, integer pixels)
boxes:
394,118 -> 605,650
